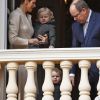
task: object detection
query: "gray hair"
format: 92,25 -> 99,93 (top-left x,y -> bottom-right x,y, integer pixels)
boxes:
73,0 -> 89,12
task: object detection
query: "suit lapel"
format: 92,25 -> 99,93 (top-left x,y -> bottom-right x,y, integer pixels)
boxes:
78,24 -> 85,46
84,12 -> 95,46
80,25 -> 84,40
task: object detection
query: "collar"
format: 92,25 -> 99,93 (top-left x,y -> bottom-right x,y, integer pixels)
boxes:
86,9 -> 92,23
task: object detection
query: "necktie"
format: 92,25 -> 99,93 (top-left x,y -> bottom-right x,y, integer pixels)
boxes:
83,22 -> 88,37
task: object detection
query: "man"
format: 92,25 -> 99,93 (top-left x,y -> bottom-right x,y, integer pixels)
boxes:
69,0 -> 100,100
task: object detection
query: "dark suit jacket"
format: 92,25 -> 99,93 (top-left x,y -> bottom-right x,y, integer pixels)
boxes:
54,84 -> 61,100
71,11 -> 100,82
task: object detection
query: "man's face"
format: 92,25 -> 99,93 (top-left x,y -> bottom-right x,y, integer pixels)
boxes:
26,0 -> 36,13
70,5 -> 87,24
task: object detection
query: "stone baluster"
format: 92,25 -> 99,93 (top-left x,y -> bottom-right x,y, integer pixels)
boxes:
78,60 -> 91,100
60,61 -> 72,100
6,62 -> 18,100
95,60 -> 100,99
24,61 -> 37,100
42,61 -> 55,100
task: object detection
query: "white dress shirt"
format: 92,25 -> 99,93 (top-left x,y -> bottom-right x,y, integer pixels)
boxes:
83,9 -> 92,37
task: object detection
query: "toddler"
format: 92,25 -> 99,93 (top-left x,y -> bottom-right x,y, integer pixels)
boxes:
33,7 -> 56,48
52,67 -> 62,100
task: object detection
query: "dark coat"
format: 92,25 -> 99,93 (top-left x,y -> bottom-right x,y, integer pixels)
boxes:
54,84 -> 61,100
32,21 -> 56,48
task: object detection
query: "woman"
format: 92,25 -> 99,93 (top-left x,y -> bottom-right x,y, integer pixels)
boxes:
9,0 -> 48,49
8,0 -> 48,99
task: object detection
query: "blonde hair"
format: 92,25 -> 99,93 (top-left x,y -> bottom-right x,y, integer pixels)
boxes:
37,7 -> 54,21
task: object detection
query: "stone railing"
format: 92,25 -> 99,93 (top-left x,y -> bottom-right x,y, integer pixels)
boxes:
0,47 -> 100,100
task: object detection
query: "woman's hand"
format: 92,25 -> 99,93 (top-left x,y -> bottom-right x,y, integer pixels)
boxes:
28,38 -> 39,45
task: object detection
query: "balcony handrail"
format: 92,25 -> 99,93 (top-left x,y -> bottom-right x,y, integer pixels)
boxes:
0,47 -> 100,62
0,47 -> 99,100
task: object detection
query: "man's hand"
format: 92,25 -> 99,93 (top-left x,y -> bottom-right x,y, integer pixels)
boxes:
70,75 -> 75,86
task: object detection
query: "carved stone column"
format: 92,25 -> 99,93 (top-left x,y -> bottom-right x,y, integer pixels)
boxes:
95,60 -> 100,99
78,60 -> 91,100
24,61 -> 37,100
42,61 -> 55,100
60,61 -> 72,100
6,62 -> 18,100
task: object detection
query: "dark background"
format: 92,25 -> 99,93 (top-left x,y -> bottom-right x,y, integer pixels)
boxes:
7,0 -> 100,48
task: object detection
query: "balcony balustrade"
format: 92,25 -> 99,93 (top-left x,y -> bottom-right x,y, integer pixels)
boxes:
0,48 -> 100,100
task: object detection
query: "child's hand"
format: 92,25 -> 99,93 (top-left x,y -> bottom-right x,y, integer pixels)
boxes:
38,34 -> 48,44
49,45 -> 54,48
